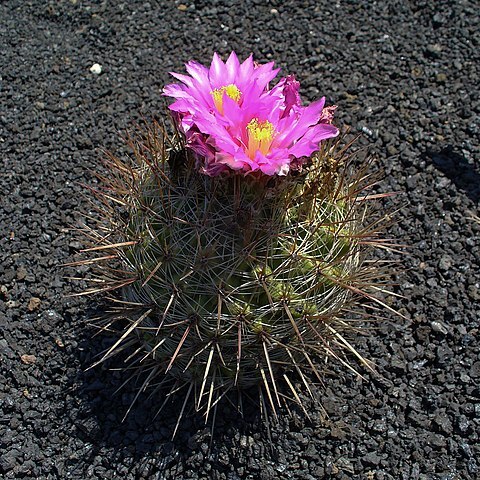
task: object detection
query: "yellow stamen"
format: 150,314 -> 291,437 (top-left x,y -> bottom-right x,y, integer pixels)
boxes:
246,118 -> 275,158
211,84 -> 241,113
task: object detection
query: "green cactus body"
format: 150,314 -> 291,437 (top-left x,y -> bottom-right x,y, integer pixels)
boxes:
113,137 -> 364,392
85,125 -> 388,416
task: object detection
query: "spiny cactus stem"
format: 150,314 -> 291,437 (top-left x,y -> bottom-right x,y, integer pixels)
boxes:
82,240 -> 139,252
284,348 -> 314,398
325,323 -> 374,372
235,321 -> 242,386
262,337 -> 280,401
197,345 -> 215,410
261,280 -> 274,305
141,260 -> 163,287
172,382 -> 193,440
165,323 -> 192,373
71,276 -> 137,297
140,337 -> 167,363
156,292 -> 176,334
97,308 -> 153,367
283,301 -> 305,344
204,370 -> 217,424
345,283 -> 405,320
77,123 -> 398,425
283,373 -> 311,421
260,366 -> 278,419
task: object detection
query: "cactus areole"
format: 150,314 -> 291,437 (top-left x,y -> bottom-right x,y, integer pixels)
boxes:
83,53 -> 392,419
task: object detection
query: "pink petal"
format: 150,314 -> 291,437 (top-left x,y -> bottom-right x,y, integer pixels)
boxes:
186,131 -> 214,159
281,75 -> 301,118
288,124 -> 339,158
221,94 -> 243,127
255,149 -> 290,175
276,97 -> 326,147
163,83 -> 190,99
215,151 -> 249,171
185,60 -> 209,79
169,71 -> 194,88
253,63 -> 280,90
238,54 -> 255,85
209,52 -> 227,87
225,51 -> 241,82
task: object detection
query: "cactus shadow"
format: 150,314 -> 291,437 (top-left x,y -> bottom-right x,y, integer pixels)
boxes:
68,307 -> 271,474
426,146 -> 480,203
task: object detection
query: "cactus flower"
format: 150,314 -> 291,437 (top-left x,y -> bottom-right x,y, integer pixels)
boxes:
164,52 -> 339,176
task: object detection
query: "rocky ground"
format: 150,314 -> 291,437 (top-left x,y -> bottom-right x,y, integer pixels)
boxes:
1,0 -> 479,479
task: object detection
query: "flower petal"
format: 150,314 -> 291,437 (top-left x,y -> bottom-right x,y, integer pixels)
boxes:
225,51 -> 241,81
275,97 -> 326,147
282,75 -> 301,117
209,52 -> 227,87
288,124 -> 339,158
185,60 -> 209,81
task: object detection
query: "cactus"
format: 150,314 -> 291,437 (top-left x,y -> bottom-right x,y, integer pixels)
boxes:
75,53 -> 395,429
78,122 -> 392,421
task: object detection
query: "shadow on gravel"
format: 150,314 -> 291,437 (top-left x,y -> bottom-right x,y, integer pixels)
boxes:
68,307 -> 271,475
427,146 -> 480,203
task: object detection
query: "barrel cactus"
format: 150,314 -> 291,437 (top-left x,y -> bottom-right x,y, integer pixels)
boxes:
79,53 -> 392,426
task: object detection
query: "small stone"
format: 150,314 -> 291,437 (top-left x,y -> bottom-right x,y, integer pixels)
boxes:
438,255 -> 453,271
177,4 -> 187,11
408,412 -> 431,428
16,266 -> 27,280
453,60 -> 462,70
411,66 -> 423,77
467,458 -> 478,475
426,43 -> 442,58
390,356 -> 406,371
68,240 -> 82,250
387,145 -> 399,156
459,441 -> 473,457
470,361 -> 480,378
457,415 -> 470,434
21,354 -> 37,365
28,297 -> 41,311
432,13 -> 445,26
467,285 -> 480,301
427,432 -> 446,448
362,452 -> 382,466
270,8 -> 278,14
0,452 -> 16,473
434,412 -> 452,434
89,63 -> 102,75
436,73 -> 447,83
330,423 -> 347,439
431,321 -> 448,335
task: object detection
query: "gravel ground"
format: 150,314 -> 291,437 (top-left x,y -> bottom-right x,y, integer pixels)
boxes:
1,1 -> 479,479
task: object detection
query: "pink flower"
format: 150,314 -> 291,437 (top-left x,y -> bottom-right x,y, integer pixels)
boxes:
163,52 -> 339,176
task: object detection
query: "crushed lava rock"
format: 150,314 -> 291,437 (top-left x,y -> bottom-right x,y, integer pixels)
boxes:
1,1 -> 479,479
